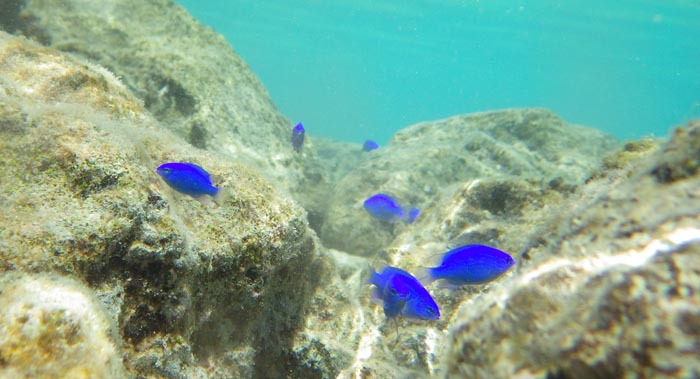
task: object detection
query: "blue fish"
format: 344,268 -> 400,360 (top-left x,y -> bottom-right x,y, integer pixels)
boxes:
291,122 -> 305,153
156,162 -> 221,202
362,140 -> 379,152
369,266 -> 440,320
363,193 -> 420,223
406,208 -> 421,224
424,244 -> 515,286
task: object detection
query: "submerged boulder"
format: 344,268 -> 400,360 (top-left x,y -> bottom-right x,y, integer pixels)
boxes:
442,120 -> 700,378
0,31 -> 322,379
0,273 -> 127,379
299,121 -> 698,379
10,0 -> 331,229
321,108 -> 618,256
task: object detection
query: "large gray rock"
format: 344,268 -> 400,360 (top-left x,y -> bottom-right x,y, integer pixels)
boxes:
297,121 -> 699,379
441,121 -> 700,378
0,273 -> 127,379
321,108 -> 618,256
0,32 -> 322,379
11,0 -> 330,222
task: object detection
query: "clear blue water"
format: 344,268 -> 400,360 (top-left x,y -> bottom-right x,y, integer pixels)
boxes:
177,0 -> 700,145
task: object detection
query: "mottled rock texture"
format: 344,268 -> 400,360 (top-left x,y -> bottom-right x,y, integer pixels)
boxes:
1,1 -> 698,378
0,273 -> 126,379
442,120 -> 700,378
0,31 -> 321,379
10,0 -> 330,230
312,122 -> 696,379
321,108 -> 618,256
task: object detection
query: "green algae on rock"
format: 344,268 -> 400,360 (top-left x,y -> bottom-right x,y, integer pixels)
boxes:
440,120 -> 700,378
0,31 -> 323,379
320,108 -> 618,256
11,0 -> 333,232
293,120 -> 700,378
0,273 -> 127,379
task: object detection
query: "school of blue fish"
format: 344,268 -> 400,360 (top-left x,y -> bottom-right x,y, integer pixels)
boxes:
368,243 -> 514,321
156,122 -> 516,324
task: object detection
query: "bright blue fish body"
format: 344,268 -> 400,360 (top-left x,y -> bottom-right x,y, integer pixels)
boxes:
369,266 -> 440,320
427,244 -> 515,286
291,122 -> 305,153
363,193 -> 405,222
156,162 -> 219,198
362,140 -> 379,152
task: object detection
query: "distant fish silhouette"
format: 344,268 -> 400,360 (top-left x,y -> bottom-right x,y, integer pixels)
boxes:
362,140 -> 379,152
291,122 -> 305,153
363,193 -> 420,224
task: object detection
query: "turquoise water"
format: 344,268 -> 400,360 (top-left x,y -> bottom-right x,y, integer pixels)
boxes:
177,0 -> 700,144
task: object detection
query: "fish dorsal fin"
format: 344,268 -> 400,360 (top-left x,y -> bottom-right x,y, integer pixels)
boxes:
187,163 -> 211,179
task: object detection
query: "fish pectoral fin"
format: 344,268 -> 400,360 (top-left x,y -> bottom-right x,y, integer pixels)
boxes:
383,296 -> 406,318
194,195 -> 213,206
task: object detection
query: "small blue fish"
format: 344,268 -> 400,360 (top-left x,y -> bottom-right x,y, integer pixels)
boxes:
362,140 -> 379,152
424,244 -> 515,286
291,122 -> 305,153
363,193 -> 420,224
156,162 -> 221,201
406,208 -> 421,224
369,266 -> 440,320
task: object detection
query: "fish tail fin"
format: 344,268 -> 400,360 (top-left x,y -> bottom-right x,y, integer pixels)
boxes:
212,186 -> 226,206
414,266 -> 435,285
367,265 -> 382,287
402,207 -> 421,224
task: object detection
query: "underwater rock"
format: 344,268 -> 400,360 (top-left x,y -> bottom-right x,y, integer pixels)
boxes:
312,137 -> 366,184
297,137 -> 365,232
288,248 -> 440,379
0,273 -> 126,379
295,121 -> 700,378
295,177 -> 578,379
321,108 -> 618,256
0,31 -> 322,379
384,120 -> 699,378
440,121 -> 700,378
10,0 -> 331,224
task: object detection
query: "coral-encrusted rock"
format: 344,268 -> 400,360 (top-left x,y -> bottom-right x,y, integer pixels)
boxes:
321,108 -> 618,256
0,31 -> 321,379
12,0 -> 331,224
294,121 -> 699,378
0,273 -> 126,379
440,120 -> 700,378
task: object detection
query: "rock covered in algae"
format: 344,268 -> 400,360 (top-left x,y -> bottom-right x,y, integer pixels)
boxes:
291,178 -> 582,379
10,0 -> 332,226
0,31 -> 322,379
321,108 -> 618,256
440,120 -> 700,378
291,121 -> 698,378
351,120 -> 697,379
0,273 -> 126,379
